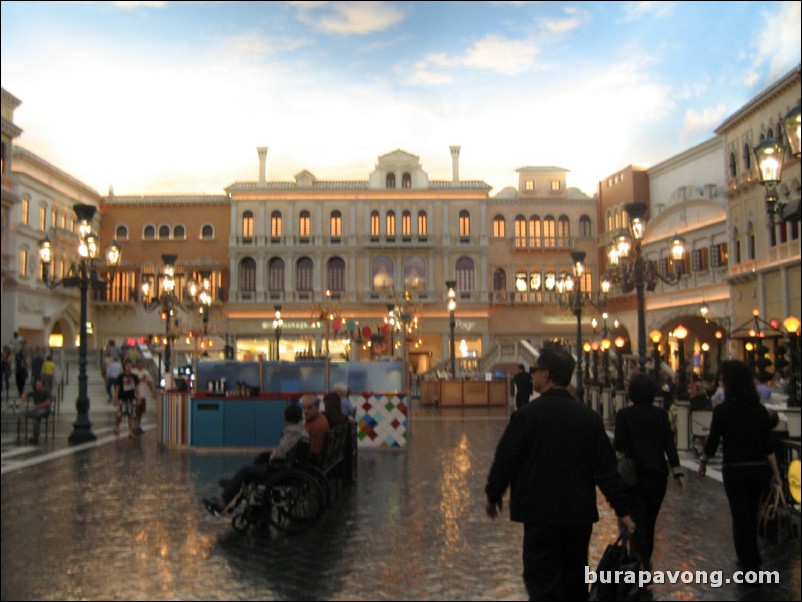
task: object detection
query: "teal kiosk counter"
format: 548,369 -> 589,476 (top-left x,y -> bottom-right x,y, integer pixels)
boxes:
158,360 -> 409,449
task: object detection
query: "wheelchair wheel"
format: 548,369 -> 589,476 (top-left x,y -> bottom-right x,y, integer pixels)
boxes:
265,470 -> 325,533
231,511 -> 251,534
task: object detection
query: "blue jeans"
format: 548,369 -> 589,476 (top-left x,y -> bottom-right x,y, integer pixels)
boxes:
24,408 -> 50,440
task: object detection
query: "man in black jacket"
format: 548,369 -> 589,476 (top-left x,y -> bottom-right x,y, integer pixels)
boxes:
485,348 -> 634,600
513,364 -> 533,409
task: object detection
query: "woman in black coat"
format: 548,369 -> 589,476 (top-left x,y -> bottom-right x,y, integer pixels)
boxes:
614,374 -> 684,570
697,360 -> 782,571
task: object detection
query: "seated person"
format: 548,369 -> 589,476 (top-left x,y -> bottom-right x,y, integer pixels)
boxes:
204,403 -> 309,516
322,391 -> 348,428
302,393 -> 330,461
22,378 -> 52,444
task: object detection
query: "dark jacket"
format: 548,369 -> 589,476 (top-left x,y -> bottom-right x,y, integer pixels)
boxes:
614,404 -> 680,478
513,370 -> 533,400
703,400 -> 773,465
485,387 -> 629,525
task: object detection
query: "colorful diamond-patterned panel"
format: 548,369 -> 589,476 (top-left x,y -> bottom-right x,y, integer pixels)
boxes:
355,393 -> 409,448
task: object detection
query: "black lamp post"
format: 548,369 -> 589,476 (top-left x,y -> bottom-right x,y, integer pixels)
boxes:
784,316 -> 800,406
39,203 -> 121,444
555,251 -> 609,403
650,329 -> 662,383
607,203 -> 686,374
754,100 -> 801,224
674,324 -> 689,400
273,305 -> 283,361
446,280 -> 457,378
614,336 -> 627,391
141,254 -> 178,382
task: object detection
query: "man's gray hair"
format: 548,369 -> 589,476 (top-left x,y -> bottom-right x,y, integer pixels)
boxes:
333,382 -> 350,397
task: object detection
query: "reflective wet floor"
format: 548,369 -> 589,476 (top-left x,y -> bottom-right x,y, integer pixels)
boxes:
1,406 -> 800,601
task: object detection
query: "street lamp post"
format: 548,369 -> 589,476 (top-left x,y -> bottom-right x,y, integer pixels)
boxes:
614,336 -> 626,391
446,280 -> 457,378
607,203 -> 686,374
650,329 -> 663,382
39,203 -> 121,444
674,324 -> 689,400
555,251 -> 609,404
141,254 -> 180,385
783,316 -> 800,406
273,305 -> 283,361
754,100 -> 801,225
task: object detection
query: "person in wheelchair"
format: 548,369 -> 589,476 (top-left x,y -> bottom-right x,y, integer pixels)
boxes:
204,403 -> 309,517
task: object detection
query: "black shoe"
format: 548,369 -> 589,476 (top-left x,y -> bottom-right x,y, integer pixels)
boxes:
28,438 -> 40,445
218,478 -> 232,489
203,498 -> 223,518
135,428 -> 145,434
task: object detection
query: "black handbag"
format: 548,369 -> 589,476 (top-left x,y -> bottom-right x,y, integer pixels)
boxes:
588,533 -> 642,601
758,483 -> 795,544
616,412 -> 637,487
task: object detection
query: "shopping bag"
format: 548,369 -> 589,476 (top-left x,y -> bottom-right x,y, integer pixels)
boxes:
588,533 -> 642,601
758,483 -> 795,544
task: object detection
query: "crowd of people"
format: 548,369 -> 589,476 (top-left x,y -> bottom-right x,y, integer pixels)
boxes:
487,351 -> 788,600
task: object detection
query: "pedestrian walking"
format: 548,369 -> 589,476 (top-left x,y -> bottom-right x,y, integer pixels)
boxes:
485,347 -> 634,600
14,352 -> 28,399
697,359 -> 783,572
41,355 -> 56,394
113,360 -> 140,439
132,358 -> 155,434
614,374 -> 684,571
512,364 -> 533,409
1,345 -> 11,399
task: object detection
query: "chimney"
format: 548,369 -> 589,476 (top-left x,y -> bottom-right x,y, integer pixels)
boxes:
257,146 -> 268,184
450,146 -> 461,184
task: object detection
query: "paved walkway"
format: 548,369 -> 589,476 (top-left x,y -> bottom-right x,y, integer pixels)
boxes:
1,398 -> 800,601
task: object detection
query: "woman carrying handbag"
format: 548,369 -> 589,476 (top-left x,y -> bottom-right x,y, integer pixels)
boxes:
697,360 -> 783,572
614,374 -> 684,571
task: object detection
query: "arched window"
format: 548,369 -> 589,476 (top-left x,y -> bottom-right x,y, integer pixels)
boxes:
514,216 -> 527,248
271,211 -> 282,239
268,257 -> 285,291
456,257 -> 475,291
143,225 -> 156,240
743,144 -> 751,171
557,215 -> 570,246
543,216 -> 556,248
728,152 -> 737,178
115,225 -> 129,240
404,257 -> 426,289
330,210 -> 342,240
173,225 -> 186,240
402,211 -> 412,237
299,211 -> 311,240
493,215 -> 506,238
529,215 -> 542,248
370,211 -> 381,238
386,211 -> 396,237
493,268 -> 506,291
402,172 -> 412,188
733,228 -> 741,263
579,215 -> 592,238
386,173 -> 396,188
242,211 -> 254,238
296,257 -> 314,292
327,257 -> 346,292
747,222 -> 756,260
372,256 -> 394,290
459,210 -> 471,240
158,225 -> 171,240
201,224 -> 214,240
239,258 -> 256,292
417,211 -> 428,237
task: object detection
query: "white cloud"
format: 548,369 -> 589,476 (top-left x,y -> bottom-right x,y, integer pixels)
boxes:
749,0 -> 801,86
679,104 -> 728,141
622,1 -> 676,20
113,1 -> 167,8
293,1 -> 406,35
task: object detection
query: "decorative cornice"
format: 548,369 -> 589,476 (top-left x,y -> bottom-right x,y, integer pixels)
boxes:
715,64 -> 801,134
226,179 -> 491,193
12,146 -> 100,197
103,194 -> 228,205
1,88 -> 22,110
1,118 -> 23,139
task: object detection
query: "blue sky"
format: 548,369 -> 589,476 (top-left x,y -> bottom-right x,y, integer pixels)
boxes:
1,1 -> 800,197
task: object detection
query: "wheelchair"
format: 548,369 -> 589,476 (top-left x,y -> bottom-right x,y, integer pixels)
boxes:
228,442 -> 327,534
